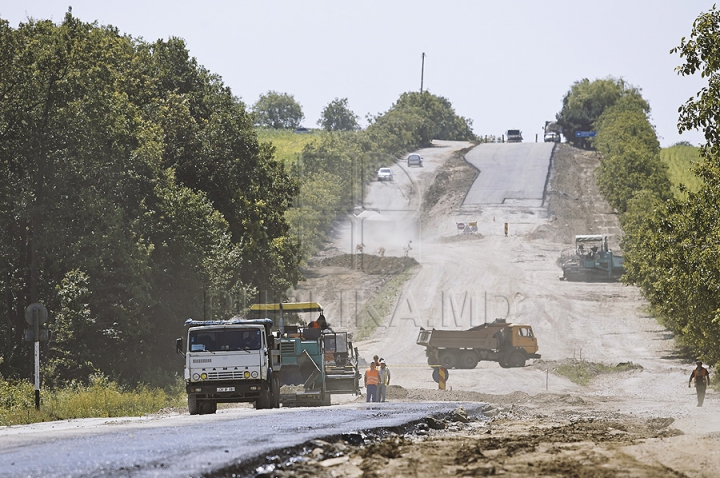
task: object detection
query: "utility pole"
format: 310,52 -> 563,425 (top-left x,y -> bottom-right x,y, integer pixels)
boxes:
420,52 -> 426,93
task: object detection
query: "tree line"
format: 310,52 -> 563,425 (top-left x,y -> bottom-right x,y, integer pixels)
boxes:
0,12 -> 476,387
555,5 -> 720,366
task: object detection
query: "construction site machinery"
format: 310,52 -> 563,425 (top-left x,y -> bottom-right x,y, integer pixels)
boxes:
560,235 -> 624,281
249,302 -> 361,407
176,318 -> 281,415
416,319 -> 540,369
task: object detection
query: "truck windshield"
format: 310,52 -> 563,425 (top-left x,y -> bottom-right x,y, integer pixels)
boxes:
507,130 -> 520,135
189,329 -> 261,352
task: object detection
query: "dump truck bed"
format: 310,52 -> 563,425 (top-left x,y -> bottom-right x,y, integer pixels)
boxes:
417,328 -> 500,350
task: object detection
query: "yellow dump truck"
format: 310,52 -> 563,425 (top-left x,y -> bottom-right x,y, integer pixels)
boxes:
416,319 -> 540,369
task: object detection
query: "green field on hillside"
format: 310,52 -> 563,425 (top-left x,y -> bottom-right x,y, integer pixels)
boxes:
256,128 -> 319,167
660,144 -> 703,198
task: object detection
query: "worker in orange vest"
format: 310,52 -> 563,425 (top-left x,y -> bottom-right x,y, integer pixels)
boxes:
689,360 -> 711,407
364,361 -> 380,402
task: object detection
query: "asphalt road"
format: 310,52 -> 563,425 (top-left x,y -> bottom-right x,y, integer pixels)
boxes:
464,142 -> 555,207
0,402 -> 484,477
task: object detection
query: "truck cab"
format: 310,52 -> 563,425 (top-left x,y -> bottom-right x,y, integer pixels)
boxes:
177,318 -> 280,414
506,129 -> 523,143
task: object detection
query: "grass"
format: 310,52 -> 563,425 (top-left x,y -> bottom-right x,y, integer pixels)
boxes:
554,361 -> 643,386
256,128 -> 319,167
660,144 -> 703,199
0,374 -> 186,426
355,267 -> 418,340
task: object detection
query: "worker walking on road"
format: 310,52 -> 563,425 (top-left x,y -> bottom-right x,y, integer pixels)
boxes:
364,362 -> 379,403
378,359 -> 391,402
689,360 -> 710,407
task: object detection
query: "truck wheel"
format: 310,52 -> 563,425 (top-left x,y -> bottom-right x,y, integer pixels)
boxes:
271,374 -> 281,409
256,382 -> 271,410
460,352 -> 479,369
439,351 -> 457,369
508,351 -> 526,368
188,396 -> 199,415
427,357 -> 439,367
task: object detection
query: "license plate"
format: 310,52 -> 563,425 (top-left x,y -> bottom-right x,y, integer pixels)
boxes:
217,387 -> 235,392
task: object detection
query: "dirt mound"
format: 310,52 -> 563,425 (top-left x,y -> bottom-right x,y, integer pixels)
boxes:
318,254 -> 418,275
437,233 -> 484,243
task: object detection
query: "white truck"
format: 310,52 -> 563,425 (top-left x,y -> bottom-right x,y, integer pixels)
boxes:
176,318 -> 281,414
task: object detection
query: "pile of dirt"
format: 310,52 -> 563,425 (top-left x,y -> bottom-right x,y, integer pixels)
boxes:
544,144 -> 623,247
436,232 -> 484,243
222,406 -> 684,478
422,146 -> 478,216
317,254 -> 418,275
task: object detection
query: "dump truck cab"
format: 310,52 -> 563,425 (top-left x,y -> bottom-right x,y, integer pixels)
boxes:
177,318 -> 281,414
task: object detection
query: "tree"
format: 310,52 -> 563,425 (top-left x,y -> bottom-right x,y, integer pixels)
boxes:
0,13 -> 301,385
318,97 -> 359,131
556,77 -> 649,148
252,90 -> 304,129
616,5 -> 720,365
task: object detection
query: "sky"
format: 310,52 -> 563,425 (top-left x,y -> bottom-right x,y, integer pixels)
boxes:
2,1 -> 716,147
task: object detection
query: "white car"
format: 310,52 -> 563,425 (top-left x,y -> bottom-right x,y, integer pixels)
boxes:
377,167 -> 393,181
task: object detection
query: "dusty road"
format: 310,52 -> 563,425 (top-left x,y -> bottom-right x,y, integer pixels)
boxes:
2,141 -> 719,477
294,141 -> 720,477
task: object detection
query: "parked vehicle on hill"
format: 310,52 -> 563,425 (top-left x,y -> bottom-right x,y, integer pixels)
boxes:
506,130 -> 523,143
416,318 -> 540,369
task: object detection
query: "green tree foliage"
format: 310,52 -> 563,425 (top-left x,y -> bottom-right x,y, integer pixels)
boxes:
619,5 -> 720,365
594,104 -> 672,213
0,13 -> 299,385
318,97 -> 359,131
364,91 -> 476,156
556,77 -> 649,148
252,90 -> 305,129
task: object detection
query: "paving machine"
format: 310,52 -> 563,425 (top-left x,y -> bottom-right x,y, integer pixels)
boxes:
249,302 -> 361,406
560,235 -> 624,281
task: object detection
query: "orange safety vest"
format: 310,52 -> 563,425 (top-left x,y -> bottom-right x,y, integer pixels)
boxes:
365,368 -> 379,386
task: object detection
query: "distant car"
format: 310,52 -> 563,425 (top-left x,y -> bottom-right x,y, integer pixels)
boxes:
407,154 -> 423,167
544,132 -> 560,142
377,167 -> 393,181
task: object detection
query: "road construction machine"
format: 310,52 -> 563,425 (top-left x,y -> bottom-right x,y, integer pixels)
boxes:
416,319 -> 540,369
249,302 -> 361,407
560,235 -> 624,281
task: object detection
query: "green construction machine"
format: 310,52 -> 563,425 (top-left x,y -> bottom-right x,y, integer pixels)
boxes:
560,235 -> 624,281
249,302 -> 361,407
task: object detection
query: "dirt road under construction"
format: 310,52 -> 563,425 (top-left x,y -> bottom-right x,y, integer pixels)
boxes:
290,140 -> 720,477
2,141 -> 719,477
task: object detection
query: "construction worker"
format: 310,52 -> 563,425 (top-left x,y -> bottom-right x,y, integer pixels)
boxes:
364,362 -> 379,402
689,360 -> 710,407
378,359 -> 391,402
308,314 -> 327,330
